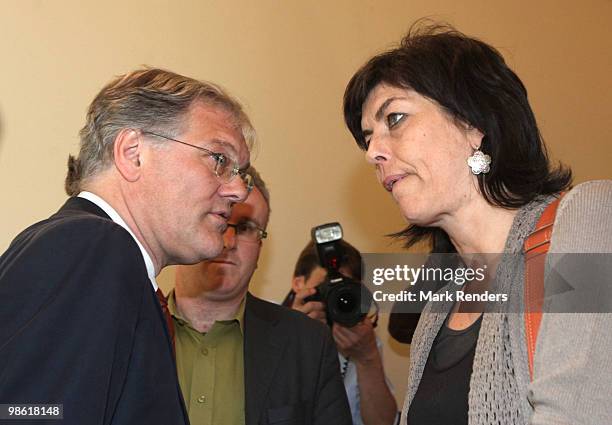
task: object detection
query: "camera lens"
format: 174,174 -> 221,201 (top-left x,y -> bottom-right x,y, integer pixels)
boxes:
327,282 -> 367,327
336,292 -> 357,313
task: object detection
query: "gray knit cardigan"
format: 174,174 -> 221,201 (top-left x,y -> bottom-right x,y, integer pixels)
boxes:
402,181 -> 612,425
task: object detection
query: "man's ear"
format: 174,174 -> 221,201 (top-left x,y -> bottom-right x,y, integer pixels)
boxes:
291,276 -> 305,292
113,129 -> 143,182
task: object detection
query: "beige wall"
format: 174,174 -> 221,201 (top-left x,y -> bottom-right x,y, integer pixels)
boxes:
1,0 -> 611,407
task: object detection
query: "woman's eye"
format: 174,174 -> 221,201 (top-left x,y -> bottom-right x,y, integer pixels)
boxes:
387,113 -> 406,128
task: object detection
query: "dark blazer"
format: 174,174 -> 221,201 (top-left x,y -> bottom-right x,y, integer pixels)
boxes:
0,197 -> 189,425
243,293 -> 352,425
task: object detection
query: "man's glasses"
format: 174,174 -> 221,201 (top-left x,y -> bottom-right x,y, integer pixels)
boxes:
226,221 -> 267,243
142,130 -> 253,192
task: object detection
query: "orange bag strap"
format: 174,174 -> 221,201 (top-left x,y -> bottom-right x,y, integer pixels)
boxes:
523,194 -> 564,380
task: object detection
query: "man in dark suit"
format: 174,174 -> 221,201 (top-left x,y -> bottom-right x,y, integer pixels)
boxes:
170,167 -> 352,425
0,68 -> 254,424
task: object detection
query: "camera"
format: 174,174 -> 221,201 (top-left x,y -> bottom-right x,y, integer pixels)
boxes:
303,222 -> 372,327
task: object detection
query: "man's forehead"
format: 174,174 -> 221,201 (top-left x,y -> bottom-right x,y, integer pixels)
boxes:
187,102 -> 250,165
308,265 -> 353,283
307,266 -> 328,283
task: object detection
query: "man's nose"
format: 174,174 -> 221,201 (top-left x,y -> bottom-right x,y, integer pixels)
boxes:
223,225 -> 237,250
219,175 -> 249,204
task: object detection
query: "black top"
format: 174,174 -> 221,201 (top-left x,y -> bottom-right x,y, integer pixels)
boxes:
407,314 -> 483,425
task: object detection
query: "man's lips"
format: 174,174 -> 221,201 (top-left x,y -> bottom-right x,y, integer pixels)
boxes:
210,258 -> 236,266
211,210 -> 230,221
382,174 -> 408,192
209,210 -> 231,230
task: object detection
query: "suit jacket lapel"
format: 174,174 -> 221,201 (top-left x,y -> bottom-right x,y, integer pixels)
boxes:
56,196 -> 112,220
57,197 -> 189,423
244,293 -> 288,425
64,197 -> 177,354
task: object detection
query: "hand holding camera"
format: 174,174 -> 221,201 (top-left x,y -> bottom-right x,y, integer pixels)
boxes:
291,287 -> 327,324
332,319 -> 379,364
302,222 -> 373,327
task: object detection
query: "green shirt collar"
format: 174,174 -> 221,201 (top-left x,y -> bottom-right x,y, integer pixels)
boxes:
168,289 -> 245,335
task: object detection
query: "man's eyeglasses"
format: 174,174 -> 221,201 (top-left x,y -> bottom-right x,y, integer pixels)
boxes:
226,221 -> 267,243
142,130 -> 253,192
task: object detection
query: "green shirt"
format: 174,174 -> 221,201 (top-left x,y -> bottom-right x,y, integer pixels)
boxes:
168,291 -> 245,425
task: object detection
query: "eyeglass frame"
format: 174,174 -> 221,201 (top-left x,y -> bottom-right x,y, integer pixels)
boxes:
226,221 -> 268,242
141,130 -> 253,192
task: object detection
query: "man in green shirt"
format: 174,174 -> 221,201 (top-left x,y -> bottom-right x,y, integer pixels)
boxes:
169,167 -> 351,425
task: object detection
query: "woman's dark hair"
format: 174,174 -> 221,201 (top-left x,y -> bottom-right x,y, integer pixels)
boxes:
343,22 -> 572,252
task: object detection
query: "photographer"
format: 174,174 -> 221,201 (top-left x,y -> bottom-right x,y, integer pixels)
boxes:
282,240 -> 397,425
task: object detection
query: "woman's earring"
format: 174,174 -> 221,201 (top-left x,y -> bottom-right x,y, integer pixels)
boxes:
467,149 -> 491,175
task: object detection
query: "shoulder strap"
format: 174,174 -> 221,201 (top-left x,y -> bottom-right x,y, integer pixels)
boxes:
523,194 -> 565,380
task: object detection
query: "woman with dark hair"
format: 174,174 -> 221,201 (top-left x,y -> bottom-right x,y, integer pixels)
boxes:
343,23 -> 612,425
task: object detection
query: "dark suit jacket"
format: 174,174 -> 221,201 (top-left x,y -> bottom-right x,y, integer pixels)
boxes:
0,197 -> 189,425
243,293 -> 351,425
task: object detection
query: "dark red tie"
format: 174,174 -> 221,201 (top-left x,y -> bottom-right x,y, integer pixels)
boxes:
156,288 -> 176,356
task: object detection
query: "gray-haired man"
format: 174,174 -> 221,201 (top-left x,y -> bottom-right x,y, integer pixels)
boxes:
0,68 -> 253,425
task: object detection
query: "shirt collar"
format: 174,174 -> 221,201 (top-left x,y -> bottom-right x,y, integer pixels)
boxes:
235,297 -> 246,334
77,191 -> 158,292
168,290 -> 246,335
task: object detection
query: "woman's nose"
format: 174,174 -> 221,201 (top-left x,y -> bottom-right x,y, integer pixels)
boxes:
365,135 -> 389,165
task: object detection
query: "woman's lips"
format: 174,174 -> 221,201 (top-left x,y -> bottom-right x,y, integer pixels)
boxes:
383,174 -> 408,192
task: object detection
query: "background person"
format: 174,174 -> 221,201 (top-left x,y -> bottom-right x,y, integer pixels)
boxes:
343,22 -> 612,425
0,67 -> 253,425
284,240 -> 398,425
171,167 -> 352,425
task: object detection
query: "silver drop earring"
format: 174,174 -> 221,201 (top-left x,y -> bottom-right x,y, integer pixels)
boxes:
467,149 -> 491,175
